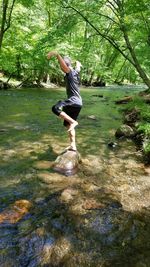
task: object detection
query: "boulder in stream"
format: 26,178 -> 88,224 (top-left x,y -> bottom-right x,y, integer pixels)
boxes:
53,150 -> 81,176
115,124 -> 135,138
115,96 -> 133,104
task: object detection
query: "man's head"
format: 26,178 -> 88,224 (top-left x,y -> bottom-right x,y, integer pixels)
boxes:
63,56 -> 72,67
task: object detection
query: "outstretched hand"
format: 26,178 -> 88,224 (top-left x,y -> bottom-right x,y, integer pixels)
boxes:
47,51 -> 58,60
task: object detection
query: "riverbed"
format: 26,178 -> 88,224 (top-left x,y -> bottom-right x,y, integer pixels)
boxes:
0,86 -> 150,267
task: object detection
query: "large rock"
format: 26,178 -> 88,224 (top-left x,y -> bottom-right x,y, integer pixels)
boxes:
53,150 -> 81,176
115,96 -> 133,104
115,124 -> 135,138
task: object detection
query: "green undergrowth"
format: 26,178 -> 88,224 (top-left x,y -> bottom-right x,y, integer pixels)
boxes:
126,94 -> 150,160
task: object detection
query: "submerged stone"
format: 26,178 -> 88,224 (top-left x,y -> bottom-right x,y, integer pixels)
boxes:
87,115 -> 97,120
50,237 -> 71,266
34,160 -> 54,170
53,150 -> 81,176
60,188 -> 79,203
0,200 -> 32,224
82,199 -> 105,210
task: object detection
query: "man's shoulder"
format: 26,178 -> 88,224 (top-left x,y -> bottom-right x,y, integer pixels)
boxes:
71,68 -> 79,76
66,68 -> 77,76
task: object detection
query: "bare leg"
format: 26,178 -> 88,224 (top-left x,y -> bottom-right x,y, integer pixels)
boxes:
59,111 -> 78,132
67,126 -> 76,151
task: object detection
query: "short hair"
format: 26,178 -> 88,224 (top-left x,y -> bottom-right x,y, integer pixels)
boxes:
63,56 -> 72,67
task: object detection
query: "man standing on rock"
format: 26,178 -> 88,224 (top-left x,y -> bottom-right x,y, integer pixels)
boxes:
47,51 -> 82,151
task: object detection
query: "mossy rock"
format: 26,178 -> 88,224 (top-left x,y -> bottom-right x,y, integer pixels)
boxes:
115,124 -> 135,138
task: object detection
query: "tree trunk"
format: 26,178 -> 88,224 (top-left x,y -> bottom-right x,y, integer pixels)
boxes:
88,71 -> 94,85
122,26 -> 150,89
114,58 -> 127,84
46,74 -> 50,84
16,54 -> 21,79
0,0 -> 8,49
0,0 -> 16,50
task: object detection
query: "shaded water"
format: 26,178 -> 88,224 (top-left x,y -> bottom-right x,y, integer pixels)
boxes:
0,86 -> 150,267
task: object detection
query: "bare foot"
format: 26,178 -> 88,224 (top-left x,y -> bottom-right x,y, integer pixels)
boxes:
62,146 -> 72,152
68,121 -> 78,132
62,145 -> 77,153
68,148 -> 77,152
68,145 -> 77,151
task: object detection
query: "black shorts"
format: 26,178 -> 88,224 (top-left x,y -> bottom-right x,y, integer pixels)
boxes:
52,100 -> 82,127
63,105 -> 82,127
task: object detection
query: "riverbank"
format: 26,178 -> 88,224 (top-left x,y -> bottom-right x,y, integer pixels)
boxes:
115,90 -> 150,164
0,76 -> 59,90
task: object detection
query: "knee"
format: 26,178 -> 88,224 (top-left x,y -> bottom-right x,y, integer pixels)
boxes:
52,104 -> 61,116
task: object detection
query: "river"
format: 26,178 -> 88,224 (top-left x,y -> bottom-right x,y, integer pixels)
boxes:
0,86 -> 150,267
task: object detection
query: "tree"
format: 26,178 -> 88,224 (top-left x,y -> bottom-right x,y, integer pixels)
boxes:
0,0 -> 35,50
58,0 -> 150,89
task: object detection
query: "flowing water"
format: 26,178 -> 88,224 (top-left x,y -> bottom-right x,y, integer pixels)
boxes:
0,86 -> 150,267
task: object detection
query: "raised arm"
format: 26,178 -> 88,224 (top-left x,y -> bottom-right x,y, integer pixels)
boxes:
47,51 -> 70,73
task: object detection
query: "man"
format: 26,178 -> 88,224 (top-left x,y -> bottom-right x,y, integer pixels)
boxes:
47,51 -> 82,151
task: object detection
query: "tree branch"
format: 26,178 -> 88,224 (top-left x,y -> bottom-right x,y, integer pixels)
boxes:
92,11 -> 119,26
61,4 -> 135,66
106,0 -> 120,19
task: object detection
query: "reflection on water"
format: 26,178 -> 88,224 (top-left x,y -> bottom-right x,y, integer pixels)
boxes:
0,86 -> 150,267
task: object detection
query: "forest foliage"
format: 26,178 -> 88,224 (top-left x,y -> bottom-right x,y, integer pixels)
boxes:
0,0 -> 150,87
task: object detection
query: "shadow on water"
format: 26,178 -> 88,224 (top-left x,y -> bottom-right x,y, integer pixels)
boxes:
0,179 -> 150,267
0,86 -> 150,266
